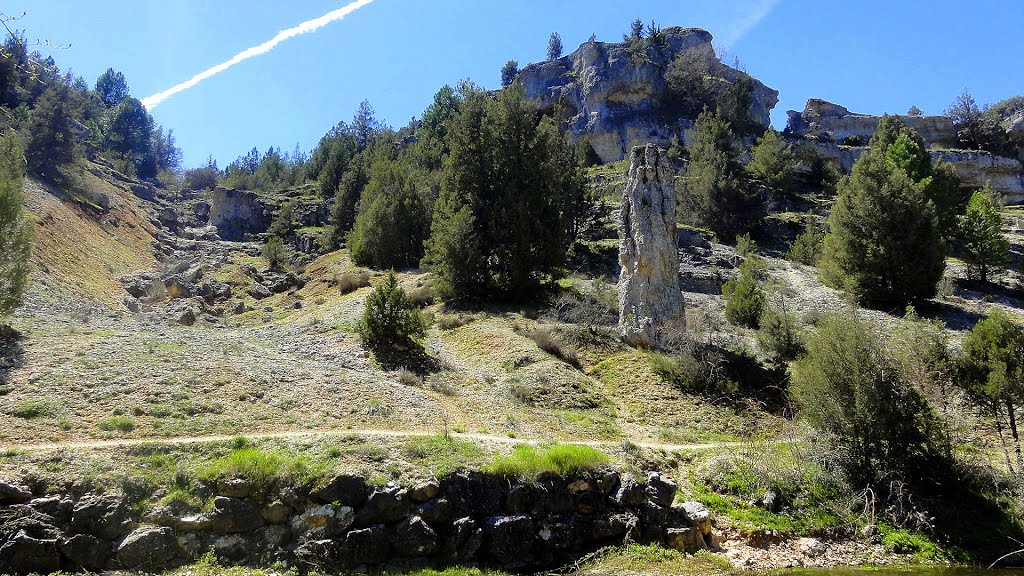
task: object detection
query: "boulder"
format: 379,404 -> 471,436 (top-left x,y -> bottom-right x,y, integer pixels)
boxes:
294,538 -> 339,569
388,516 -> 439,557
414,497 -> 452,525
665,526 -> 707,552
115,525 -> 180,569
206,496 -> 264,533
354,486 -> 408,527
60,533 -> 112,570
679,501 -> 712,536
291,504 -> 354,539
0,530 -> 61,574
262,500 -> 290,525
339,525 -> 390,566
311,474 -> 367,506
247,283 -> 272,300
217,478 -> 254,498
645,472 -> 678,507
444,516 -> 482,562
611,475 -> 645,507
618,145 -> 686,347
408,480 -> 441,503
483,515 -> 535,568
208,187 -> 272,241
0,481 -> 32,504
71,493 -> 132,540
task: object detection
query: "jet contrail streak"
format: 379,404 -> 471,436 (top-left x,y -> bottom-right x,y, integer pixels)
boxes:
141,0 -> 376,109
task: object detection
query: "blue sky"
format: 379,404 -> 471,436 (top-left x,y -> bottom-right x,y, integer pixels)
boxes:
19,0 -> 1024,167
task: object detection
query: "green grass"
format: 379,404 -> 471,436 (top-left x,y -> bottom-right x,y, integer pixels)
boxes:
10,398 -> 62,419
488,444 -> 610,478
879,524 -> 943,561
98,415 -> 136,433
400,434 -> 486,476
198,446 -> 328,492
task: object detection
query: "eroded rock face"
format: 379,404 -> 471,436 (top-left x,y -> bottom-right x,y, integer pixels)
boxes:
518,27 -> 778,163
786,98 -> 959,148
618,145 -> 686,348
207,188 -> 272,242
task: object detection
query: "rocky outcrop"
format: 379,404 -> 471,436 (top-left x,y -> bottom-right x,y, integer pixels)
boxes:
0,470 -> 715,574
519,27 -> 778,163
207,188 -> 273,242
786,99 -> 959,148
804,141 -> 1024,203
618,145 -> 686,347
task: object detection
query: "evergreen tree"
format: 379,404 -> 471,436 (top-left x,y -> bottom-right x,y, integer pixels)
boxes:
0,134 -> 31,318
680,111 -> 761,238
956,310 -> 1024,473
103,97 -> 156,178
722,256 -> 765,329
747,128 -> 795,193
348,157 -> 430,269
500,60 -> 519,88
352,100 -> 382,152
423,83 -> 582,302
94,68 -> 129,108
957,188 -> 1010,283
946,90 -> 1011,154
262,236 -> 287,271
25,84 -> 80,179
357,270 -> 426,347
547,33 -> 563,60
819,142 -> 944,308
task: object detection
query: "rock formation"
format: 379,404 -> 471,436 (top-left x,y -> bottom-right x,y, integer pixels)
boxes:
518,27 -> 778,163
787,99 -> 1024,203
618,145 -> 686,348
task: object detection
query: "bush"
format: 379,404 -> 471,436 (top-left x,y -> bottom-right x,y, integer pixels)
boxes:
338,271 -> 371,295
747,129 -> 796,192
956,188 -> 1010,283
262,236 -> 288,271
488,444 -> 610,478
357,270 -> 427,347
0,134 -> 31,318
722,257 -> 765,329
786,221 -> 823,266
757,300 -> 805,363
791,312 -> 941,484
98,415 -> 136,433
527,328 -> 582,369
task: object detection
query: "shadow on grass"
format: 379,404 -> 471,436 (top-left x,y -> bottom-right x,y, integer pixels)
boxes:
0,325 -> 25,392
371,342 -> 443,375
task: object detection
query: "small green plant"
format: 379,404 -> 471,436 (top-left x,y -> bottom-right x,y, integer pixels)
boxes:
488,444 -> 610,478
10,398 -> 61,419
786,221 -> 824,266
98,415 -> 136,433
262,236 -> 288,271
722,256 -> 765,329
357,270 -> 426,347
735,233 -> 756,257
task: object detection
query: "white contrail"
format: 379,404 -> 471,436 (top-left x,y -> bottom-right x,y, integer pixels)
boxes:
142,0 -> 376,110
718,0 -> 780,49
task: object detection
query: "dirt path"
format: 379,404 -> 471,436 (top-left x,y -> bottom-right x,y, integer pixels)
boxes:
1,427 -> 752,453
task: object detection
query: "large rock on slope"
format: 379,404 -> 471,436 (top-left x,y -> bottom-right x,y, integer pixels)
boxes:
519,27 -> 778,163
207,187 -> 273,241
618,145 -> 686,348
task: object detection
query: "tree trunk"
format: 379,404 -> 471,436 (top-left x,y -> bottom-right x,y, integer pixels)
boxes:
996,404 -> 1015,475
1009,400 -> 1023,474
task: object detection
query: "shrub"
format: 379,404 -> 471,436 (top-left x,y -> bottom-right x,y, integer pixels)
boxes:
397,368 -> 423,387
786,221 -> 823,266
0,134 -> 31,318
98,415 -> 136,433
791,313 -> 941,484
722,257 -> 766,329
649,345 -> 738,396
488,444 -> 610,478
262,236 -> 288,271
357,270 -> 426,347
527,328 -> 582,369
11,398 -> 61,419
757,299 -> 805,363
747,128 -> 796,193
408,285 -> 436,308
338,271 -> 371,295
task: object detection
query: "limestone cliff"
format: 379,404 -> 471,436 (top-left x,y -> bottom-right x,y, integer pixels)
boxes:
518,27 -> 778,163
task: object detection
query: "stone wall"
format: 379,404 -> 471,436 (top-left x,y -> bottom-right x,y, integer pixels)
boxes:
0,470 -> 713,574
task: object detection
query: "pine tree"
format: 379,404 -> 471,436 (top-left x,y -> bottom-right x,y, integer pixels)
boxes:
747,128 -> 795,192
0,134 -> 31,318
680,111 -> 761,238
103,97 -> 156,178
500,60 -> 519,88
357,271 -> 426,347
547,33 -> 563,60
722,256 -> 766,329
819,145 -> 944,308
957,188 -> 1009,283
26,84 -> 80,178
94,68 -> 129,108
349,158 -> 430,269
